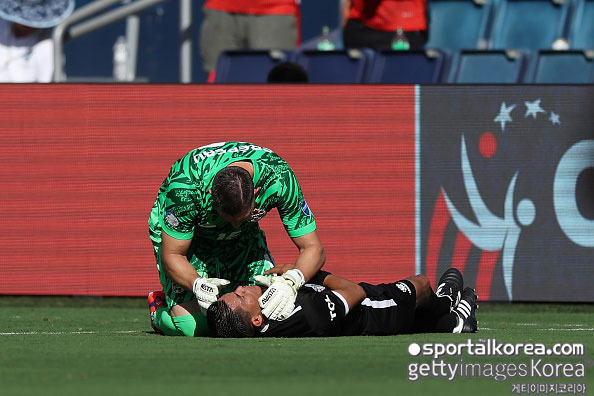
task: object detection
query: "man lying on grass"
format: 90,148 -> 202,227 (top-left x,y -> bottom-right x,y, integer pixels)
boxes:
205,268 -> 478,338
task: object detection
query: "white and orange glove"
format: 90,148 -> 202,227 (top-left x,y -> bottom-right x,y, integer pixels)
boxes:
193,277 -> 230,314
254,269 -> 305,320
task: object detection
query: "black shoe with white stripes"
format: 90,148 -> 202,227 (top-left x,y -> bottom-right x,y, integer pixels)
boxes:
436,268 -> 463,311
453,287 -> 478,333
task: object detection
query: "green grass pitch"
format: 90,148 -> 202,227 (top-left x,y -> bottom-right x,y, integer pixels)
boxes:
1,297 -> 592,396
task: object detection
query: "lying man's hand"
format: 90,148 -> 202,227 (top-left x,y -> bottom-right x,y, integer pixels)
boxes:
193,277 -> 230,313
254,269 -> 305,320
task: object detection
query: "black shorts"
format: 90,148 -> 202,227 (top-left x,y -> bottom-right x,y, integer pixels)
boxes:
341,280 -> 417,336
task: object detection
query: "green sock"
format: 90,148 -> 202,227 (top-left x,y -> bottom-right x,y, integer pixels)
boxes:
154,307 -> 179,336
155,308 -> 210,337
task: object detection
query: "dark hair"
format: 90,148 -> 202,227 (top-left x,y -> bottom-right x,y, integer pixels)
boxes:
267,62 -> 309,83
207,300 -> 255,338
211,166 -> 254,217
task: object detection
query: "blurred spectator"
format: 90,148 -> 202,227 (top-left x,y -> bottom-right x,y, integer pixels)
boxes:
267,61 -> 308,83
342,0 -> 428,50
200,0 -> 300,80
0,0 -> 74,82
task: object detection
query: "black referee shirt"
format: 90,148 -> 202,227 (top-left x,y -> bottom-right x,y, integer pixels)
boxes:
257,284 -> 354,337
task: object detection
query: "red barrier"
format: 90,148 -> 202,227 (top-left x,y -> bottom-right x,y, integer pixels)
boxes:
0,85 -> 416,296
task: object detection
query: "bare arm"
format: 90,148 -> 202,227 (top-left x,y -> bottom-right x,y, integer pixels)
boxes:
255,231 -> 325,320
160,232 -> 198,291
323,274 -> 366,311
290,230 -> 325,282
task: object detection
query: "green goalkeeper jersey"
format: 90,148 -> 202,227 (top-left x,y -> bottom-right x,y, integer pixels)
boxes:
148,142 -> 316,245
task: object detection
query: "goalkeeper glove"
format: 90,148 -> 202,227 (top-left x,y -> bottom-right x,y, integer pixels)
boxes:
193,277 -> 230,314
254,269 -> 305,320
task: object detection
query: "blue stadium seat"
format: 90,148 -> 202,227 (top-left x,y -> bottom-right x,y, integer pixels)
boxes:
426,0 -> 495,52
527,50 -> 594,83
570,0 -> 594,49
490,0 -> 573,50
214,50 -> 294,83
448,50 -> 529,82
293,50 -> 371,83
366,49 -> 447,83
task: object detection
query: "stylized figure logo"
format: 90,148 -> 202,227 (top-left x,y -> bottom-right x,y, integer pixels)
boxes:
442,135 -> 535,300
423,94 -> 593,302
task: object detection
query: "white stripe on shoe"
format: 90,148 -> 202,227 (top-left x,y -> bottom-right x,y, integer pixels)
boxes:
456,300 -> 472,319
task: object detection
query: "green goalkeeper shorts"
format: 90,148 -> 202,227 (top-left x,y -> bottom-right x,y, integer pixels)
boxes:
152,229 -> 275,307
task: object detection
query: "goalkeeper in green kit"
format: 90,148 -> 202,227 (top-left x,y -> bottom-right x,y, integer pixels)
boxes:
147,142 -> 325,336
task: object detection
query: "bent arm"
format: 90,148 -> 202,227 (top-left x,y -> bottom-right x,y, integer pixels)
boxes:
323,274 -> 366,311
291,230 -> 326,282
160,232 -> 198,291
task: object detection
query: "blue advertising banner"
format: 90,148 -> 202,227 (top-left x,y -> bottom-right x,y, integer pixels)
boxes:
420,86 -> 594,302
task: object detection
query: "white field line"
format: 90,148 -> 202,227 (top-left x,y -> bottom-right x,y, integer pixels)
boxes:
479,327 -> 594,332
539,328 -> 594,331
2,327 -> 593,335
0,330 -> 144,335
516,323 -> 587,327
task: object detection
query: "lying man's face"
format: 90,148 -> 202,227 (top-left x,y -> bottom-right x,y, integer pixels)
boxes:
219,285 -> 263,318
207,285 -> 267,337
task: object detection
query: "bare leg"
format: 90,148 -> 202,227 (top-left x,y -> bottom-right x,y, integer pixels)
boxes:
405,274 -> 432,308
409,274 -> 460,333
170,299 -> 201,317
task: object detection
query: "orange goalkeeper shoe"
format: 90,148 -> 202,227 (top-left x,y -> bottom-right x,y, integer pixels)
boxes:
148,291 -> 167,335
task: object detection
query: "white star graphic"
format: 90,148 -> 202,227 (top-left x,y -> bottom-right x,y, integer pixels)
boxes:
549,111 -> 561,125
524,99 -> 546,119
494,102 -> 516,131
